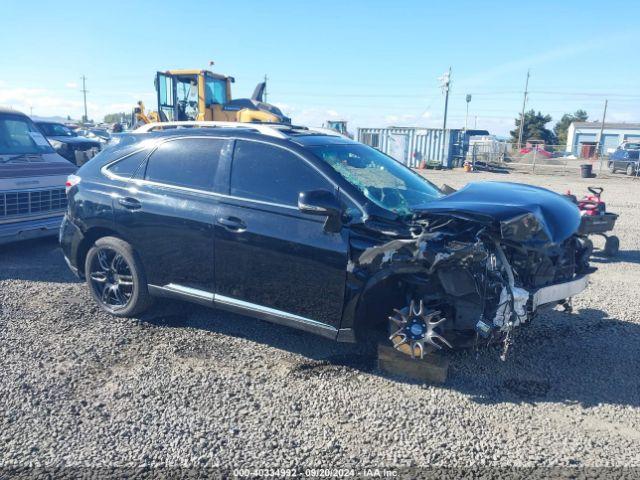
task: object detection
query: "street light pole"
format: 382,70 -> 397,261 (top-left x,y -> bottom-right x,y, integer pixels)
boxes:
81,75 -> 88,124
465,94 -> 472,130
440,67 -> 452,165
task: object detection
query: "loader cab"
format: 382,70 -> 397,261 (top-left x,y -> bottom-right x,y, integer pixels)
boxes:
155,70 -> 232,122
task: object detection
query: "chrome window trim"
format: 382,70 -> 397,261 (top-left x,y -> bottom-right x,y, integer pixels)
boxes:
100,135 -> 366,217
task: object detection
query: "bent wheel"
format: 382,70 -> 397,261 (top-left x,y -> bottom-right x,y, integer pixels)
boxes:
85,236 -> 152,317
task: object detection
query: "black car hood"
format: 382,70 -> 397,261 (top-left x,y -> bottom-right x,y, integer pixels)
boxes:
415,181 -> 581,245
48,135 -> 100,146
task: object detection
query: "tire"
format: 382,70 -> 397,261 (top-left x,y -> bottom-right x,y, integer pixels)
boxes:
608,162 -> 616,173
84,236 -> 153,317
603,235 -> 620,257
626,163 -> 635,176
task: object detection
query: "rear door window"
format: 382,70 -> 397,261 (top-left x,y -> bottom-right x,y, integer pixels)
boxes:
144,137 -> 229,190
230,140 -> 331,206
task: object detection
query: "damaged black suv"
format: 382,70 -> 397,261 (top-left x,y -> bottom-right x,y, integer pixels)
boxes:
60,124 -> 592,358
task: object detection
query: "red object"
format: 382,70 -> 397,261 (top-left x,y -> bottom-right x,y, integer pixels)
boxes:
519,147 -> 552,158
577,187 -> 606,216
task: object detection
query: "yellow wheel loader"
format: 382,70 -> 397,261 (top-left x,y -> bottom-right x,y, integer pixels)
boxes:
134,70 -> 290,126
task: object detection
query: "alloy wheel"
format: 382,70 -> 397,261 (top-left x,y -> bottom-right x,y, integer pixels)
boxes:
88,247 -> 134,310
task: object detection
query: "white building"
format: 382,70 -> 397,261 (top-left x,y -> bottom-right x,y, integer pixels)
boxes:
566,122 -> 640,156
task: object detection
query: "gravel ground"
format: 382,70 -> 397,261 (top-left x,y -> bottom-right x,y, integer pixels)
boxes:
1,168 -> 640,473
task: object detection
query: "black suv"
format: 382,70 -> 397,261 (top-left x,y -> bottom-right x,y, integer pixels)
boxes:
61,124 -> 592,358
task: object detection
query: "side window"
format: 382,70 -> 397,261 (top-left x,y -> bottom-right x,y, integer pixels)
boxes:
230,140 -> 331,205
144,138 -> 228,190
107,150 -> 148,178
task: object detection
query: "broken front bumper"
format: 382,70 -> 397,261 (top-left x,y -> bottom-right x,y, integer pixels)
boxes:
532,275 -> 589,309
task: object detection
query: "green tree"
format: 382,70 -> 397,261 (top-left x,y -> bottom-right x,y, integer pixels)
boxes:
510,110 -> 556,145
103,112 -> 126,123
553,109 -> 588,147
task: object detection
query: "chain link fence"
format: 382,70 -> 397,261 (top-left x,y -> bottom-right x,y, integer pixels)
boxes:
463,138 -> 614,174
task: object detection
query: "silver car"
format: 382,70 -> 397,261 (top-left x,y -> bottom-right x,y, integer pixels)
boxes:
0,108 -> 76,245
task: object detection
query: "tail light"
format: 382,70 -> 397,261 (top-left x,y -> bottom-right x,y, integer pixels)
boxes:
65,174 -> 81,193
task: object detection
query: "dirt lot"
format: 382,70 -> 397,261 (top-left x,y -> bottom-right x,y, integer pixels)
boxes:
1,168 -> 639,472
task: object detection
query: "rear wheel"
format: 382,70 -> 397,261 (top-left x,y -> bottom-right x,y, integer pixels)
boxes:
626,163 -> 635,176
85,236 -> 152,317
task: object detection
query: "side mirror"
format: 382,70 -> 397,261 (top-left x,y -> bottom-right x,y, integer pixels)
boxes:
298,190 -> 343,233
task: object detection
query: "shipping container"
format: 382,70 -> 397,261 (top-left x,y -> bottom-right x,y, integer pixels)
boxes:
357,127 -> 473,168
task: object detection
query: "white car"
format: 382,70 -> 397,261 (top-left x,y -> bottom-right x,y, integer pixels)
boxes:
0,108 -> 77,245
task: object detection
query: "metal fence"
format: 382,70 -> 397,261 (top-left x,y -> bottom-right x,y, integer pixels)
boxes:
464,141 -> 615,173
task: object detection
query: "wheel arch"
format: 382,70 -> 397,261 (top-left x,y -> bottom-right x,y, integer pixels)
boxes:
76,226 -> 130,277
350,267 -> 426,342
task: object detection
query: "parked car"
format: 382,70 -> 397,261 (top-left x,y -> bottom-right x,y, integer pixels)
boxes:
608,142 -> 640,175
35,121 -> 101,166
0,109 -> 76,245
60,123 -> 592,358
75,127 -> 111,144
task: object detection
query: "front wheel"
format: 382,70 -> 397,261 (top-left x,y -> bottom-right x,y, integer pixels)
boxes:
84,236 -> 153,317
608,162 -> 616,173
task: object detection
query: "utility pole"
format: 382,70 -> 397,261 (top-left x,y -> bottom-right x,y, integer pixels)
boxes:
440,67 -> 452,164
81,75 -> 88,124
465,94 -> 472,130
596,99 -> 608,157
517,69 -> 530,150
264,74 -> 268,103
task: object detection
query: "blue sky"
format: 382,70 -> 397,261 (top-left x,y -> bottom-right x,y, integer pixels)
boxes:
1,0 -> 639,135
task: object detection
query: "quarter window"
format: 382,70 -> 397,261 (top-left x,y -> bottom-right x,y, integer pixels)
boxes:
108,150 -> 148,178
230,140 -> 331,206
144,138 -> 228,190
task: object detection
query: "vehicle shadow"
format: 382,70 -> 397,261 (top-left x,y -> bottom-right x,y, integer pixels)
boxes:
590,249 -> 640,265
144,301 -> 640,408
0,236 -> 80,283
446,307 -> 640,407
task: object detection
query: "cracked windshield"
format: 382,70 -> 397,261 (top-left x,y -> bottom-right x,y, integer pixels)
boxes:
310,143 -> 442,215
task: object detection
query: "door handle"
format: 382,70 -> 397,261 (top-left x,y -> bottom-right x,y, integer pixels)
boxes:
118,197 -> 142,210
217,216 -> 246,232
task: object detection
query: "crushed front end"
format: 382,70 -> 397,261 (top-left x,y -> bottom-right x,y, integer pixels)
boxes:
351,182 -> 593,360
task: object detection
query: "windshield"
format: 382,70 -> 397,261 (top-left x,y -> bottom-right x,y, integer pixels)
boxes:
624,142 -> 640,150
38,122 -> 75,137
310,144 -> 442,215
0,114 -> 55,155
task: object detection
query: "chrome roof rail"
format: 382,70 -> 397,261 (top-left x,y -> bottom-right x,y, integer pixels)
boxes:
133,121 -> 288,139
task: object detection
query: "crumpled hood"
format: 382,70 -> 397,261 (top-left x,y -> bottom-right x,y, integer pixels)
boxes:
416,181 -> 581,244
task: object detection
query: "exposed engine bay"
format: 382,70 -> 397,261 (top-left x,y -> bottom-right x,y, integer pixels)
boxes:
351,182 -> 594,360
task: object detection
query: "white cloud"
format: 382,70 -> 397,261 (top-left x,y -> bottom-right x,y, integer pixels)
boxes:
65,82 -> 78,89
